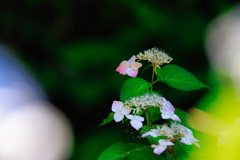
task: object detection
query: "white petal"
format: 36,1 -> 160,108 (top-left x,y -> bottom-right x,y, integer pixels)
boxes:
114,112 -> 124,122
122,106 -> 131,115
158,139 -> 166,144
166,101 -> 175,112
161,114 -> 171,119
171,114 -> 181,122
111,101 -> 123,112
142,132 -> 150,137
186,128 -> 193,135
180,137 -> 192,145
149,131 -> 159,138
185,134 -> 194,140
165,141 -> 175,146
153,146 -> 166,155
135,115 -> 144,122
130,120 -> 143,130
126,114 -> 134,120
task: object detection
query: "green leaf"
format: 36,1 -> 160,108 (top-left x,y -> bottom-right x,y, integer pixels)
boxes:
156,65 -> 210,91
98,141 -> 166,160
99,112 -> 114,126
173,142 -> 190,160
120,78 -> 151,102
147,107 -> 162,124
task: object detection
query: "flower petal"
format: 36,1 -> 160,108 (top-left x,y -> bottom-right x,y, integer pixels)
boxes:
122,106 -> 131,115
126,114 -> 134,120
126,67 -> 138,77
135,115 -> 144,122
186,128 -> 193,135
142,132 -> 150,137
165,141 -> 175,146
149,131 -> 159,138
166,101 -> 175,112
114,112 -> 124,122
116,61 -> 130,75
161,114 -> 171,119
111,101 -> 123,112
171,114 -> 181,122
180,137 -> 192,145
153,146 -> 166,155
128,55 -> 136,64
131,62 -> 142,70
130,120 -> 143,130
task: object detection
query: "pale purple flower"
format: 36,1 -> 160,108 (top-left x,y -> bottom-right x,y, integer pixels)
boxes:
126,115 -> 144,130
151,139 -> 174,155
111,101 -> 131,122
160,100 -> 181,122
180,127 -> 200,148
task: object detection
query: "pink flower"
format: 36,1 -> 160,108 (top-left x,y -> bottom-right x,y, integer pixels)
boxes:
116,55 -> 142,77
111,101 -> 131,122
125,114 -> 144,130
151,139 -> 174,155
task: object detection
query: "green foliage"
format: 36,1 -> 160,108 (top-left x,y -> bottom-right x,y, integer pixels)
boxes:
99,112 -> 114,126
98,141 -> 165,160
147,107 -> 162,124
120,78 -> 151,102
173,142 -> 193,160
156,65 -> 210,91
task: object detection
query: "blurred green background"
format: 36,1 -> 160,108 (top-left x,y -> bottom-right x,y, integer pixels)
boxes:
0,0 -> 238,159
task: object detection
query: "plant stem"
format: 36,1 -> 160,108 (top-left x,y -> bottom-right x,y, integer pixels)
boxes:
150,65 -> 155,91
170,146 -> 174,160
146,108 -> 149,126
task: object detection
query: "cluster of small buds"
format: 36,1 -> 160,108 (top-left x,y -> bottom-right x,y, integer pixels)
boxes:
136,47 -> 173,66
142,122 -> 187,140
124,92 -> 164,114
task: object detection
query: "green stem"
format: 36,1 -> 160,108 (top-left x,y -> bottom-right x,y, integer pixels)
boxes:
146,108 -> 149,126
150,65 -> 155,91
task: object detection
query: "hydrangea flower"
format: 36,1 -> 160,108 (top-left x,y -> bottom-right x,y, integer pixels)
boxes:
151,139 -> 174,155
116,55 -> 142,77
111,101 -> 131,122
160,99 -> 181,122
126,115 -> 144,130
180,127 -> 200,148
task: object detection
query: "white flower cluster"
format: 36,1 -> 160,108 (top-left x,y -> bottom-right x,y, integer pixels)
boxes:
124,92 -> 164,114
142,122 -> 187,140
136,47 -> 173,66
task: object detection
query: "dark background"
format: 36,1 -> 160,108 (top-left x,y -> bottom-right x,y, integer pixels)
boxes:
0,0 -> 238,159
